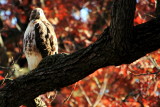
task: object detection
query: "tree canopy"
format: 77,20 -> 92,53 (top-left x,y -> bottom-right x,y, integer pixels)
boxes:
0,0 -> 160,107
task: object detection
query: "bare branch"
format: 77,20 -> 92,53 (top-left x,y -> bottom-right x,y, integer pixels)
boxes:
79,83 -> 92,106
131,71 -> 160,76
62,83 -> 77,104
93,74 -> 108,107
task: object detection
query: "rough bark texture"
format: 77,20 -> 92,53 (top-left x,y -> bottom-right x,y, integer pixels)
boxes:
156,0 -> 160,17
1,0 -> 160,106
110,0 -> 136,45
109,0 -> 136,62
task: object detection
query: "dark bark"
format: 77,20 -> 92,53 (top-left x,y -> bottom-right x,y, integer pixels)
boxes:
156,0 -> 160,17
1,0 -> 160,107
110,0 -> 136,45
109,0 -> 136,62
0,18 -> 3,30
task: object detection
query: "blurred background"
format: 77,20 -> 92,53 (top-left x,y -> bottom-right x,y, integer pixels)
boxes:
0,0 -> 160,106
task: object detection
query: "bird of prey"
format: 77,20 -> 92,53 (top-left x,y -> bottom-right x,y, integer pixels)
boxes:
23,8 -> 58,70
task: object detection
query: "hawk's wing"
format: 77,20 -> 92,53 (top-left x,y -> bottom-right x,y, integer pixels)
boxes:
34,20 -> 58,58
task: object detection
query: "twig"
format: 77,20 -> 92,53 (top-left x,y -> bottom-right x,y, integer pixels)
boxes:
151,81 -> 159,96
131,71 -> 160,76
48,90 -> 58,103
130,55 -> 160,76
16,24 -> 22,32
40,0 -> 45,7
93,73 -> 108,107
93,76 -> 101,89
0,52 -> 23,84
0,66 -> 11,70
0,73 -> 13,86
147,55 -> 160,69
122,91 -> 139,102
96,7 -> 108,25
79,83 -> 92,106
0,33 -> 4,47
62,82 -> 77,104
1,73 -> 8,86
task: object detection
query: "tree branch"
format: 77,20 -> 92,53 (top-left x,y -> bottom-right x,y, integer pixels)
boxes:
110,0 -> 136,49
156,0 -> 160,17
1,18 -> 160,107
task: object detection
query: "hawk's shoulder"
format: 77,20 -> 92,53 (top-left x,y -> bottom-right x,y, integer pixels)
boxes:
34,19 -> 58,58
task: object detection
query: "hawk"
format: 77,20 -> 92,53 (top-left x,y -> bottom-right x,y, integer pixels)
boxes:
23,8 -> 58,70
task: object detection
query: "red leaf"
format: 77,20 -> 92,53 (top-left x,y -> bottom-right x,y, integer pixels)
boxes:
0,76 -> 4,80
0,70 -> 4,74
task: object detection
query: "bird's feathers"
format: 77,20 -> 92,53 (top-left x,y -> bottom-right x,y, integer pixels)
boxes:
35,20 -> 58,58
23,8 -> 58,70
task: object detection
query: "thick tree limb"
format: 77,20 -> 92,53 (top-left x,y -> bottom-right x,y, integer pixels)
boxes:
110,0 -> 136,45
156,0 -> 160,17
1,0 -> 160,107
109,0 -> 136,62
0,18 -> 160,107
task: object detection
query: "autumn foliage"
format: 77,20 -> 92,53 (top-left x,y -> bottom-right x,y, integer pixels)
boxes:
0,0 -> 160,106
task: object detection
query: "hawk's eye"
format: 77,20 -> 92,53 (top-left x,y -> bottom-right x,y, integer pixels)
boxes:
32,10 -> 36,13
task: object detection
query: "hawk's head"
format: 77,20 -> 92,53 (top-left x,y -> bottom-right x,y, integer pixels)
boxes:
29,8 -> 46,21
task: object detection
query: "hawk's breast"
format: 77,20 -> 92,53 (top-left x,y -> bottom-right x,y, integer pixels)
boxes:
23,20 -> 42,70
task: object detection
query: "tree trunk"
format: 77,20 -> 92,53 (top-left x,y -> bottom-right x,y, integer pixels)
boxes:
1,0 -> 160,106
